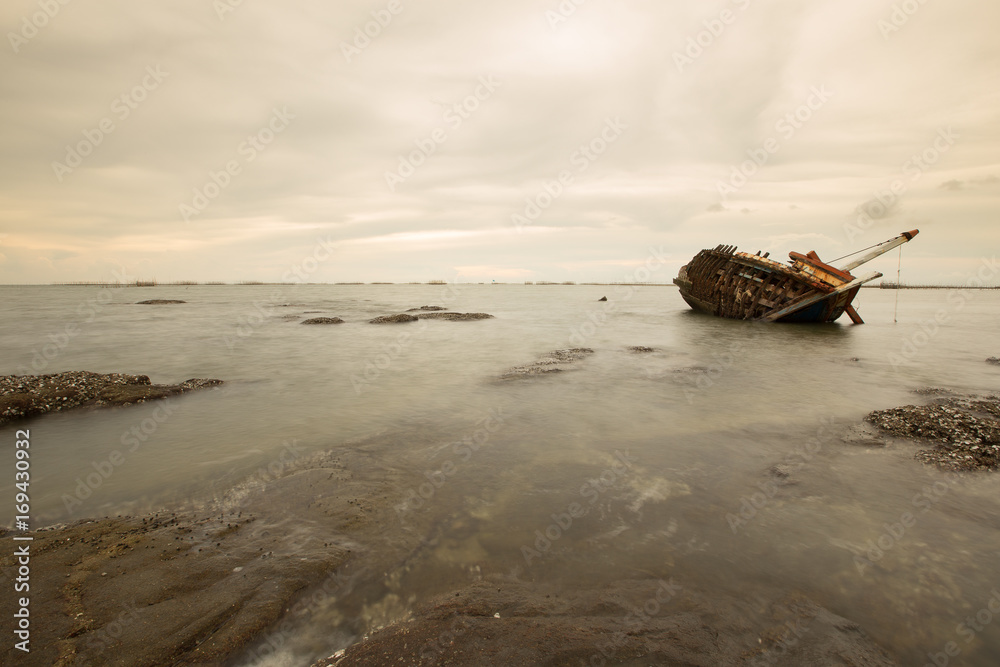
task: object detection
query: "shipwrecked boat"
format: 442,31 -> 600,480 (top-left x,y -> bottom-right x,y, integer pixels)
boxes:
673,230 -> 919,324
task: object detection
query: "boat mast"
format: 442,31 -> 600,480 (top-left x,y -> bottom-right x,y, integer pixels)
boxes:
838,229 -> 919,273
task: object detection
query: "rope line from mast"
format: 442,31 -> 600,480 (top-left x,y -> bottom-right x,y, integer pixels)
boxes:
829,237 -> 897,264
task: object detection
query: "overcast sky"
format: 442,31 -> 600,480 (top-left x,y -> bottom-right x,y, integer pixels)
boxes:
1,0 -> 997,285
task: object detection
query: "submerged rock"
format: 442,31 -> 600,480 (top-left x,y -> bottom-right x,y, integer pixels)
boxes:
416,312 -> 494,321
302,317 -> 344,325
500,348 -> 594,379
0,371 -> 224,425
628,346 -> 655,353
987,357 -> 1000,366
912,387 -> 955,396
406,305 -> 447,312
136,299 -> 186,305
369,314 -> 418,324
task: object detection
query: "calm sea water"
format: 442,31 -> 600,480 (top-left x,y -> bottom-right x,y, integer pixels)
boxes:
2,284 -> 999,665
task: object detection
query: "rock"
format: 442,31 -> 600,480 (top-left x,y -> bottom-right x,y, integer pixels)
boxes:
416,312 -> 494,321
405,306 -> 447,312
369,314 -> 418,324
598,296 -> 607,301
840,423 -> 889,448
987,357 -> 1000,366
548,348 -> 594,363
768,463 -> 795,478
912,387 -> 955,396
301,317 -> 344,325
865,394 -> 1000,471
628,346 -> 655,353
0,372 -> 224,425
316,579 -> 899,667
500,348 -> 594,379
136,299 -> 186,305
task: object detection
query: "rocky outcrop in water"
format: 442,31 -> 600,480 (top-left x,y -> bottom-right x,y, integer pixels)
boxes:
369,314 -> 418,324
987,357 -> 1000,366
866,394 -> 1000,471
136,299 -> 186,305
628,346 -> 655,353
406,306 -> 447,312
0,372 -> 224,425
416,312 -> 494,321
500,348 -> 594,379
302,317 -> 344,325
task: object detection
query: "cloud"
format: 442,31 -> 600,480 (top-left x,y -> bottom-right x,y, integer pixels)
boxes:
854,197 -> 900,220
938,175 -> 999,191
1,0 -> 999,284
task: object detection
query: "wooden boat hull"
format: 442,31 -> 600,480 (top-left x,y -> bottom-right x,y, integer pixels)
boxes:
674,230 -> 918,324
673,246 -> 862,323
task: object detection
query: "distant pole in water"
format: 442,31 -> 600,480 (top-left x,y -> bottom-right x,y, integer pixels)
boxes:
894,246 -> 902,323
